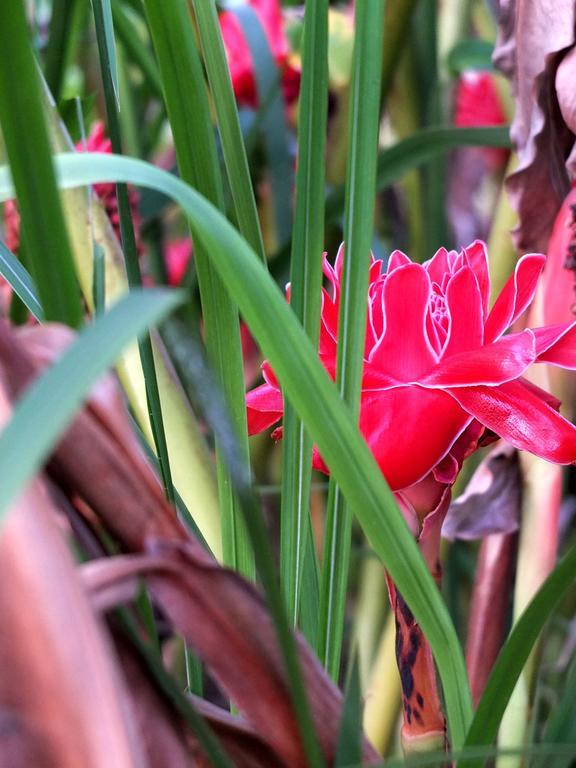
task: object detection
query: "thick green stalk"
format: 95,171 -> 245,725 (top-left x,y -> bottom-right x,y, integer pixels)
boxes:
142,0 -> 254,579
0,0 -> 82,328
318,0 -> 385,681
91,0 -> 175,503
280,0 -> 328,625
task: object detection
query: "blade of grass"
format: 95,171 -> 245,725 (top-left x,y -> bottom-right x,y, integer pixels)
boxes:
335,654 -> 363,767
319,0 -> 385,683
45,0 -> 79,102
142,0 -> 254,578
6,151 -> 475,746
38,81 -> 222,559
189,0 -> 266,262
91,0 -> 175,503
461,539 -> 576,765
112,0 -> 163,99
0,239 -> 44,322
0,0 -> 82,328
280,0 -> 328,628
0,288 -> 181,526
230,4 -> 293,248
325,125 -> 511,222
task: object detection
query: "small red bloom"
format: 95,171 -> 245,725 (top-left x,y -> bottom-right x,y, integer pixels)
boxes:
247,241 -> 576,492
219,0 -> 300,108
164,238 -> 192,287
455,71 -> 508,169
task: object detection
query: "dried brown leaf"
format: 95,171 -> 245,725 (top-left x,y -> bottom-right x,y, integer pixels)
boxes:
0,322 -> 380,766
443,443 -> 521,540
0,478 -> 145,767
82,551 -> 379,766
494,0 -> 576,251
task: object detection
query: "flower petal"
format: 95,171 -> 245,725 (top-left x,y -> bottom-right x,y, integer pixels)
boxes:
388,249 -> 411,272
246,383 -> 283,435
369,263 -> 438,379
359,386 -> 470,490
421,330 -> 536,388
462,240 -> 490,320
533,320 -> 576,368
484,253 -> 546,342
443,265 -> 484,355
424,247 -> 452,284
447,380 -> 576,464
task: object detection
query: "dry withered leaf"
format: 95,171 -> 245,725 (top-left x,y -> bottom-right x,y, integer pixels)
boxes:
0,321 -> 380,766
82,549 -> 380,766
465,532 -> 517,705
0,477 -> 145,767
443,443 -> 521,540
494,0 -> 576,252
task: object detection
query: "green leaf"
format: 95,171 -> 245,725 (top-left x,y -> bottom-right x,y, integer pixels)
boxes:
20,151 -> 474,747
318,0 -> 385,682
325,126 -> 512,222
0,288 -> 182,527
190,0 -> 266,262
0,0 -> 82,328
142,0 -> 254,578
280,0 -> 328,629
447,39 -> 495,74
92,0 -> 120,108
91,0 -> 176,504
230,4 -> 293,247
335,655 -> 363,767
0,239 -> 44,322
112,0 -> 163,98
461,540 -> 576,763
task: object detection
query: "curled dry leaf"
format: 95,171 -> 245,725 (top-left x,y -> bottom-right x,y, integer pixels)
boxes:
443,443 -> 521,541
494,0 -> 576,252
0,379 -> 144,767
465,532 -> 518,705
0,321 -> 380,766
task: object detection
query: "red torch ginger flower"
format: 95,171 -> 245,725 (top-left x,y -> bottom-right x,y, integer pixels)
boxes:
219,0 -> 300,108
247,241 -> 576,492
455,71 -> 508,169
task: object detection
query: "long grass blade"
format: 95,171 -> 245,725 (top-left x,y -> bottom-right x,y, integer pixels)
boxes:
325,125 -> 511,222
0,239 -> 43,322
0,288 -> 181,526
189,0 -> 266,262
461,539 -> 576,764
112,1 -> 163,98
318,0 -> 385,683
142,0 -> 254,579
230,4 -> 293,248
0,0 -> 82,328
280,0 -> 328,628
29,151 -> 475,746
91,0 -> 176,503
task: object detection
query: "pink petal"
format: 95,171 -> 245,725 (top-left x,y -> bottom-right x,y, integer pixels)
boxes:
447,380 -> 576,464
246,383 -> 283,435
424,247 -> 451,284
420,330 -> 535,388
388,249 -> 411,272
369,263 -> 438,379
484,254 -> 546,342
533,321 -> 576,368
261,360 -> 279,387
443,265 -> 484,356
359,386 -> 470,490
462,240 -> 490,319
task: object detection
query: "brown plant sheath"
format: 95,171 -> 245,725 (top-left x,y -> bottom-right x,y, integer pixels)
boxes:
0,322 -> 381,767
